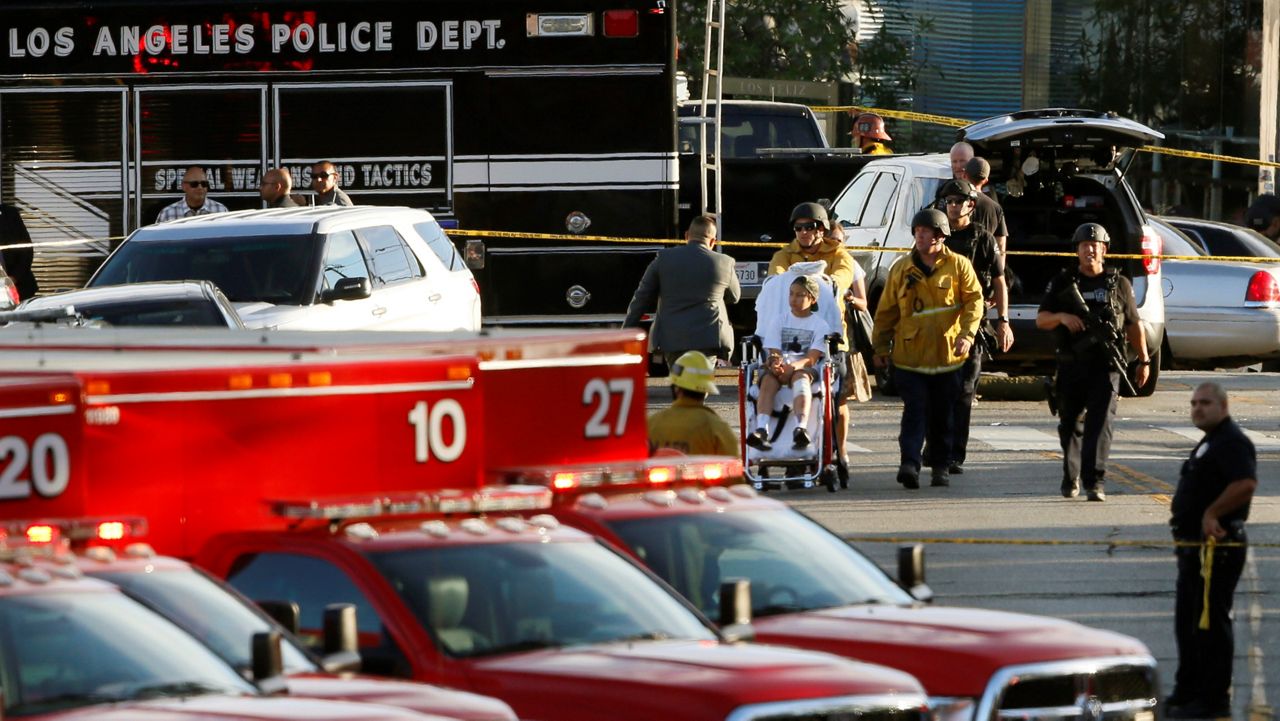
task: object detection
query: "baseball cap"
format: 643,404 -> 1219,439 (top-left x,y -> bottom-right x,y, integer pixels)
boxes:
963,157 -> 990,182
792,275 -> 821,302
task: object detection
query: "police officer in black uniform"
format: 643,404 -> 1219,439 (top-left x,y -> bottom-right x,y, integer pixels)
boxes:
936,178 -> 1009,474
1036,223 -> 1150,501
1165,382 -> 1256,720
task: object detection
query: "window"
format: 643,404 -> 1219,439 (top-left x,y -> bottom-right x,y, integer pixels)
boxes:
321,230 -> 370,293
226,552 -> 412,678
413,221 -> 464,271
830,173 -> 875,227
864,172 -> 902,227
355,226 -> 423,286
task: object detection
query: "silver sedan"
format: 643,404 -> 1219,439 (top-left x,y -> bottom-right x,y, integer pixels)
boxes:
1152,217 -> 1280,369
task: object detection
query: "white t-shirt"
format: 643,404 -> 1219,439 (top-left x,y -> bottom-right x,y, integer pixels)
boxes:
767,310 -> 830,361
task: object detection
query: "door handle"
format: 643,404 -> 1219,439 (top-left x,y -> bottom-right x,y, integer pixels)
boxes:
372,306 -> 388,316
428,293 -> 443,303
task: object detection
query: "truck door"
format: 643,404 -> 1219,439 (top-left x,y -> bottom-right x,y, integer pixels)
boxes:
222,547 -> 445,683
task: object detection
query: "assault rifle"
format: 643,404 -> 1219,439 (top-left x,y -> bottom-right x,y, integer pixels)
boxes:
1055,279 -> 1137,397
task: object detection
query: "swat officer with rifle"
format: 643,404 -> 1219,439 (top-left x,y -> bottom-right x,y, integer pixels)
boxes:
1036,223 -> 1151,502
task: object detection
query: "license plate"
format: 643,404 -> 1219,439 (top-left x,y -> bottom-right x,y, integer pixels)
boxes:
735,262 -> 762,285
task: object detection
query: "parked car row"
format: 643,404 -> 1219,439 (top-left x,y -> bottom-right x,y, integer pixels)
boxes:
826,108 -> 1280,382
1148,217 -> 1280,369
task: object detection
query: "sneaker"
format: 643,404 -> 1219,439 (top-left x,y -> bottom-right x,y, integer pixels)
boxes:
948,461 -> 964,475
930,468 -> 950,487
1060,478 -> 1080,498
896,464 -> 919,489
1086,485 -> 1106,502
745,428 -> 772,451
792,426 -> 811,450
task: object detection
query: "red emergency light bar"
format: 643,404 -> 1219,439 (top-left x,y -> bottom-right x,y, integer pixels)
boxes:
1,517 -> 147,547
498,456 -> 743,493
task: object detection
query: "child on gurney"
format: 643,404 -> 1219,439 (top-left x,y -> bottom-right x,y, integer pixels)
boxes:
745,275 -> 830,451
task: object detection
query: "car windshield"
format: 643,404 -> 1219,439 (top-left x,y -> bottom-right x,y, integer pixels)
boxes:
91,235 -> 322,305
367,539 -> 715,659
28,298 -> 234,327
0,590 -> 255,716
91,568 -> 316,675
606,508 -> 914,619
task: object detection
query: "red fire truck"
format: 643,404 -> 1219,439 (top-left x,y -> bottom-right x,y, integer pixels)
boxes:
2,538 -> 518,721
0,328 -> 931,721
0,539 -> 469,720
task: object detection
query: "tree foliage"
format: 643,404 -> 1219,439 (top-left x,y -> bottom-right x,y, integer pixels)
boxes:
1078,0 -> 1256,132
676,0 -> 856,88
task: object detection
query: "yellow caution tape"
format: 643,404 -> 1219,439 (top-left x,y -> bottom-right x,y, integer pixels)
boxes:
814,105 -> 1280,169
17,231 -> 1280,265
841,534 -> 1259,549
448,228 -> 681,245
1199,536 -> 1215,630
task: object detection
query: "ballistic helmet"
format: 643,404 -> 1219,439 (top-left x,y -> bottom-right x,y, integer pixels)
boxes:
1244,194 -> 1280,238
852,112 -> 892,142
669,351 -> 719,395
1072,223 -> 1111,245
790,202 -> 830,230
911,208 -> 951,237
939,178 -> 978,201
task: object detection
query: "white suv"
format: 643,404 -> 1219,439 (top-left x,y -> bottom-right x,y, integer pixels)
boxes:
829,109 -> 1166,395
89,207 -> 480,332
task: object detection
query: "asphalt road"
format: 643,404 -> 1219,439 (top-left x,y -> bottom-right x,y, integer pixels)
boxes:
647,369 -> 1279,721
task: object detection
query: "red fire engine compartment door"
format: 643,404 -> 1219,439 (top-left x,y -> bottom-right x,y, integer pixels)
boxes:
0,375 -> 86,518
0,356 -> 483,558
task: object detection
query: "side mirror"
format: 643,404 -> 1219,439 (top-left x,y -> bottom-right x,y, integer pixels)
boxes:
322,277 -> 372,303
251,631 -> 288,695
257,600 -> 300,634
897,544 -> 934,603
321,604 -> 362,673
717,578 -> 755,643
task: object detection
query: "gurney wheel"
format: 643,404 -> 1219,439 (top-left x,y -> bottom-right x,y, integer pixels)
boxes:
820,466 -> 838,494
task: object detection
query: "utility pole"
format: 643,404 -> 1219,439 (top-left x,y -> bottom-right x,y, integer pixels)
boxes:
1261,0 -> 1278,196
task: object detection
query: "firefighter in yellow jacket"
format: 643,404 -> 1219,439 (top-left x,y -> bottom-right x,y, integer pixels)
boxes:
647,351 -> 737,456
872,208 -> 984,489
768,202 -> 859,484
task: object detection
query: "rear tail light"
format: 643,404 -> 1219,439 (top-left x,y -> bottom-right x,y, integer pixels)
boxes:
1245,271 -> 1280,306
2,279 -> 17,308
470,278 -> 480,295
602,10 -> 639,37
1140,226 -> 1162,275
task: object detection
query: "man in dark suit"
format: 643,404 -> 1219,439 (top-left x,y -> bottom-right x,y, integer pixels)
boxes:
0,204 -> 37,300
623,214 -> 740,368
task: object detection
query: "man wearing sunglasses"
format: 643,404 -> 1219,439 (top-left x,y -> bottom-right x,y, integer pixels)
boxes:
767,202 -> 859,483
310,161 -> 353,206
155,166 -> 228,224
